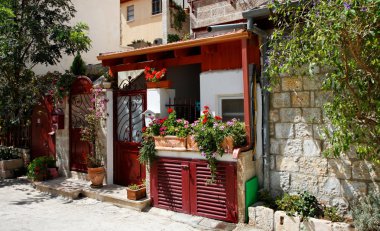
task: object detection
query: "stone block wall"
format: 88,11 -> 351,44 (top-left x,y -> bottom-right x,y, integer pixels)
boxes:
269,76 -> 380,213
190,0 -> 266,30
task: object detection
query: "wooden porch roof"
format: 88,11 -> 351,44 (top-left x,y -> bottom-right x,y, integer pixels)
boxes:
97,30 -> 250,61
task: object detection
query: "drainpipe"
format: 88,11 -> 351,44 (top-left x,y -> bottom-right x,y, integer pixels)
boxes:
244,9 -> 271,191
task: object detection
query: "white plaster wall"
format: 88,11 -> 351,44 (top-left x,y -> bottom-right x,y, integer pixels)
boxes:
106,90 -> 114,184
34,0 -> 121,75
200,69 -> 243,115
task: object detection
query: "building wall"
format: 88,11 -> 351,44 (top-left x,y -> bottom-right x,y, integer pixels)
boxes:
200,69 -> 243,115
121,0 -> 163,46
34,0 -> 121,75
190,0 -> 266,30
269,75 -> 380,214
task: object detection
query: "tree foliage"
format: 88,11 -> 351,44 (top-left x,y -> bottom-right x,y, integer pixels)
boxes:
0,0 -> 91,131
267,0 -> 380,163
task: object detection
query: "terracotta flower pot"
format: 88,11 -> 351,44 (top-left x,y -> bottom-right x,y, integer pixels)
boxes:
146,80 -> 172,89
186,135 -> 199,151
221,136 -> 234,154
154,136 -> 187,151
48,167 -> 59,179
87,167 -> 105,188
126,186 -> 146,200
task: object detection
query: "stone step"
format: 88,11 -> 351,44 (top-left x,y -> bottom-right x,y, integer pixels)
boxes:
30,177 -> 151,211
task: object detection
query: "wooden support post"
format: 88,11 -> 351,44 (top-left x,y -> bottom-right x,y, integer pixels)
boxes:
241,39 -> 252,143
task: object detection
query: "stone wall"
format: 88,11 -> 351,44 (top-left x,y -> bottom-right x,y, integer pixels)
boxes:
269,76 -> 380,214
190,0 -> 266,30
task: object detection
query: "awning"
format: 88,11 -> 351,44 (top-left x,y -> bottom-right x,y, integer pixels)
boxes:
97,30 -> 250,61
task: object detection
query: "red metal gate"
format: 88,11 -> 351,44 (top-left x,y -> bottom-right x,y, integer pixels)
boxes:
151,158 -> 238,223
114,90 -> 146,186
31,97 -> 55,159
69,77 -> 93,172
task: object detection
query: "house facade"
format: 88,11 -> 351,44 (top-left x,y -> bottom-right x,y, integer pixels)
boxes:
33,0 -> 121,75
120,0 -> 190,47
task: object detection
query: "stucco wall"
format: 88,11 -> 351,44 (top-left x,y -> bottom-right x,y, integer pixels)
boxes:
34,0 -> 121,75
121,0 -> 163,46
269,75 -> 380,214
200,69 -> 243,116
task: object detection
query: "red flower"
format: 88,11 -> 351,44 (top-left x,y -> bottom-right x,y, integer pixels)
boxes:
142,127 -> 147,133
167,108 -> 173,114
202,117 -> 208,124
215,116 -> 222,121
204,106 -> 209,110
202,110 -> 208,115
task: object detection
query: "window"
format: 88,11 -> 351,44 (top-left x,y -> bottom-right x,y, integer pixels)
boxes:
152,0 -> 162,15
127,5 -> 134,21
219,97 -> 244,122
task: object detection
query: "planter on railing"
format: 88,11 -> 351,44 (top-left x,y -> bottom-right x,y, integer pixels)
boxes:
146,80 -> 172,89
221,136 -> 234,154
186,135 -> 199,151
154,135 -> 187,151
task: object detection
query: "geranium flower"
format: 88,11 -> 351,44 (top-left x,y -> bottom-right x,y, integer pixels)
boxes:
167,108 -> 173,114
215,116 -> 222,121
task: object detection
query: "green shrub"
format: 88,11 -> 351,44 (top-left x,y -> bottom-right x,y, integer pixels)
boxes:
167,34 -> 180,43
323,206 -> 344,222
70,53 -> 86,76
27,156 -> 53,181
276,192 -> 323,220
0,146 -> 21,160
351,193 -> 380,231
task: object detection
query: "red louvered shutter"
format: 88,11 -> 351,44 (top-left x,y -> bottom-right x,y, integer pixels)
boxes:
150,158 -> 190,213
151,157 -> 237,223
190,160 -> 237,223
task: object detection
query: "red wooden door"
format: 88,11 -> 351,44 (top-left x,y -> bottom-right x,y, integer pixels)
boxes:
151,158 -> 238,223
114,90 -> 146,186
69,77 -> 92,172
31,97 -> 56,159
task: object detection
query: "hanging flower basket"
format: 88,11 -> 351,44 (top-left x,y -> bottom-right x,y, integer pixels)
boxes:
154,135 -> 187,151
146,80 -> 172,89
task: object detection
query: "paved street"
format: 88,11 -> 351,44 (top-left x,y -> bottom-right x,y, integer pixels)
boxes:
0,179 -> 206,231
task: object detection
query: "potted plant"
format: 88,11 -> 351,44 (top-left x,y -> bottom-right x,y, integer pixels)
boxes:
126,180 -> 146,200
190,106 -> 247,183
149,108 -> 189,150
0,146 -> 24,179
27,156 -> 49,181
80,87 -> 108,188
102,70 -> 113,89
46,156 -> 59,179
144,66 -> 170,88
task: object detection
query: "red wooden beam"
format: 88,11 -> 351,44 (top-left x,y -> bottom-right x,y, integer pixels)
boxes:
241,39 -> 252,144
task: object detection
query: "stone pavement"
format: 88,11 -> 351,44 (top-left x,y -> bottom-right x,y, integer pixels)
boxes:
0,178 -> 263,231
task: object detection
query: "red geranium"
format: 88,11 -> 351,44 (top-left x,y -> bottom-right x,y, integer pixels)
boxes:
144,66 -> 167,82
167,108 -> 173,114
215,116 -> 222,121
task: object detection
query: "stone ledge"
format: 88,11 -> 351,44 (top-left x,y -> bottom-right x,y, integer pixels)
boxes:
30,177 -> 151,211
248,205 -> 355,231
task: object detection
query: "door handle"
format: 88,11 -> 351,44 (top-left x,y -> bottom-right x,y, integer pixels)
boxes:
181,165 -> 189,170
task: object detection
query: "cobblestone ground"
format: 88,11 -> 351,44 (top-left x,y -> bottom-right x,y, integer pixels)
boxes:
0,179 -> 200,231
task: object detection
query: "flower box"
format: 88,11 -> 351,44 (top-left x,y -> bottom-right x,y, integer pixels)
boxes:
146,80 -> 172,89
154,136 -> 187,151
126,186 -> 146,200
221,136 -> 234,154
186,135 -> 199,151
